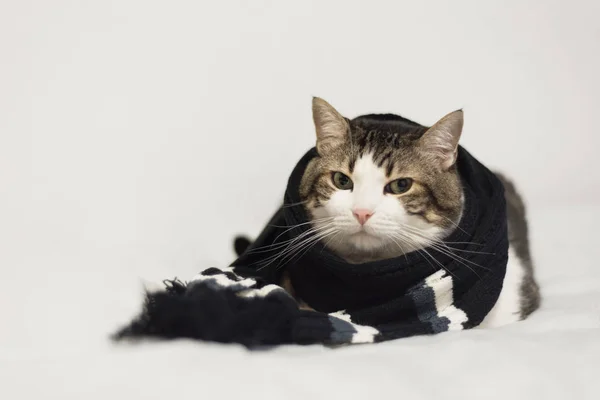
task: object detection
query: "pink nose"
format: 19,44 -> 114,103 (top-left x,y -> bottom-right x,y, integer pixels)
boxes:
353,208 -> 374,225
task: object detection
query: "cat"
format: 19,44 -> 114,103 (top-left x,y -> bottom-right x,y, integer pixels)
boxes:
290,97 -> 540,327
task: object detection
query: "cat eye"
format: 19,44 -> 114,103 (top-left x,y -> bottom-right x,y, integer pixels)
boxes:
332,172 -> 353,190
385,178 -> 413,194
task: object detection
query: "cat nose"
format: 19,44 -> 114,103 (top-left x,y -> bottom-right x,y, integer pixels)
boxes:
352,208 -> 374,225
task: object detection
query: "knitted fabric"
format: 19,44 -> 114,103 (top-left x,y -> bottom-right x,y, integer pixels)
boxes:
115,146 -> 508,346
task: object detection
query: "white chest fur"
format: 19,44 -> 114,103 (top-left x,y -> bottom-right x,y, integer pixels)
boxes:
479,246 -> 525,327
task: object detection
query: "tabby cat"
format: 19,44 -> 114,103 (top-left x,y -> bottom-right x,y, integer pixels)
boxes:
291,97 -> 540,326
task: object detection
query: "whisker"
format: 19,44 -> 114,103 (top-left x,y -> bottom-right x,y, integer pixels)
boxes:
270,230 -> 336,271
270,217 -> 334,245
377,221 -> 485,248
425,243 -> 486,277
386,234 -> 409,263
255,227 -> 336,271
246,218 -> 334,255
443,241 -> 485,246
267,217 -> 333,230
400,225 -> 493,264
249,225 -> 328,261
392,232 -> 459,279
439,215 -> 469,235
280,200 -> 309,209
393,229 -> 488,277
254,225 -> 333,264
278,229 -> 338,270
400,225 -> 483,259
320,231 -> 342,256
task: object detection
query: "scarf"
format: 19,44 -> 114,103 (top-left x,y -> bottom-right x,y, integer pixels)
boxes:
114,146 -> 508,347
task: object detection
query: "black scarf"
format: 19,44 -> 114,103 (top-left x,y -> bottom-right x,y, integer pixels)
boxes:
115,146 -> 508,347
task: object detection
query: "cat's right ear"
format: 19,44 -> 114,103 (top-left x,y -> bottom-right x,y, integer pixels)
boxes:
312,97 -> 349,154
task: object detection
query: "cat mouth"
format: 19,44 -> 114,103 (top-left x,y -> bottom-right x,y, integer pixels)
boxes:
350,228 -> 378,238
346,229 -> 385,251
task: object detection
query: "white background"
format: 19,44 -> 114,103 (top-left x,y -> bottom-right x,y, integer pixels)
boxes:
1,1 -> 599,399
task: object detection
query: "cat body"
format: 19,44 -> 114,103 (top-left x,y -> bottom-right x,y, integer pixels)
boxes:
292,98 -> 539,326
118,98 -> 539,345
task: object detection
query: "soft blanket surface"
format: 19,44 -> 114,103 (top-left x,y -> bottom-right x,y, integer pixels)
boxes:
1,206 -> 599,399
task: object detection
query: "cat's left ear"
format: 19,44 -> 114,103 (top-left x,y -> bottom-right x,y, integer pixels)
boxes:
419,110 -> 463,170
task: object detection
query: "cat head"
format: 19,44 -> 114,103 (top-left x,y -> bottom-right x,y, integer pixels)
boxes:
299,97 -> 465,262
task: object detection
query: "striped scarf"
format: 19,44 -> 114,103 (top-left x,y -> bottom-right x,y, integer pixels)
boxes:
115,146 -> 508,346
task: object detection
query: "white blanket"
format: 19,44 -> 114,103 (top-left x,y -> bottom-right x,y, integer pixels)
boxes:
1,205 -> 598,399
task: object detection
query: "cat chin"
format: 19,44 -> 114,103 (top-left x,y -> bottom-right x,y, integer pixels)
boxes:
335,231 -> 389,253
325,232 -> 399,264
